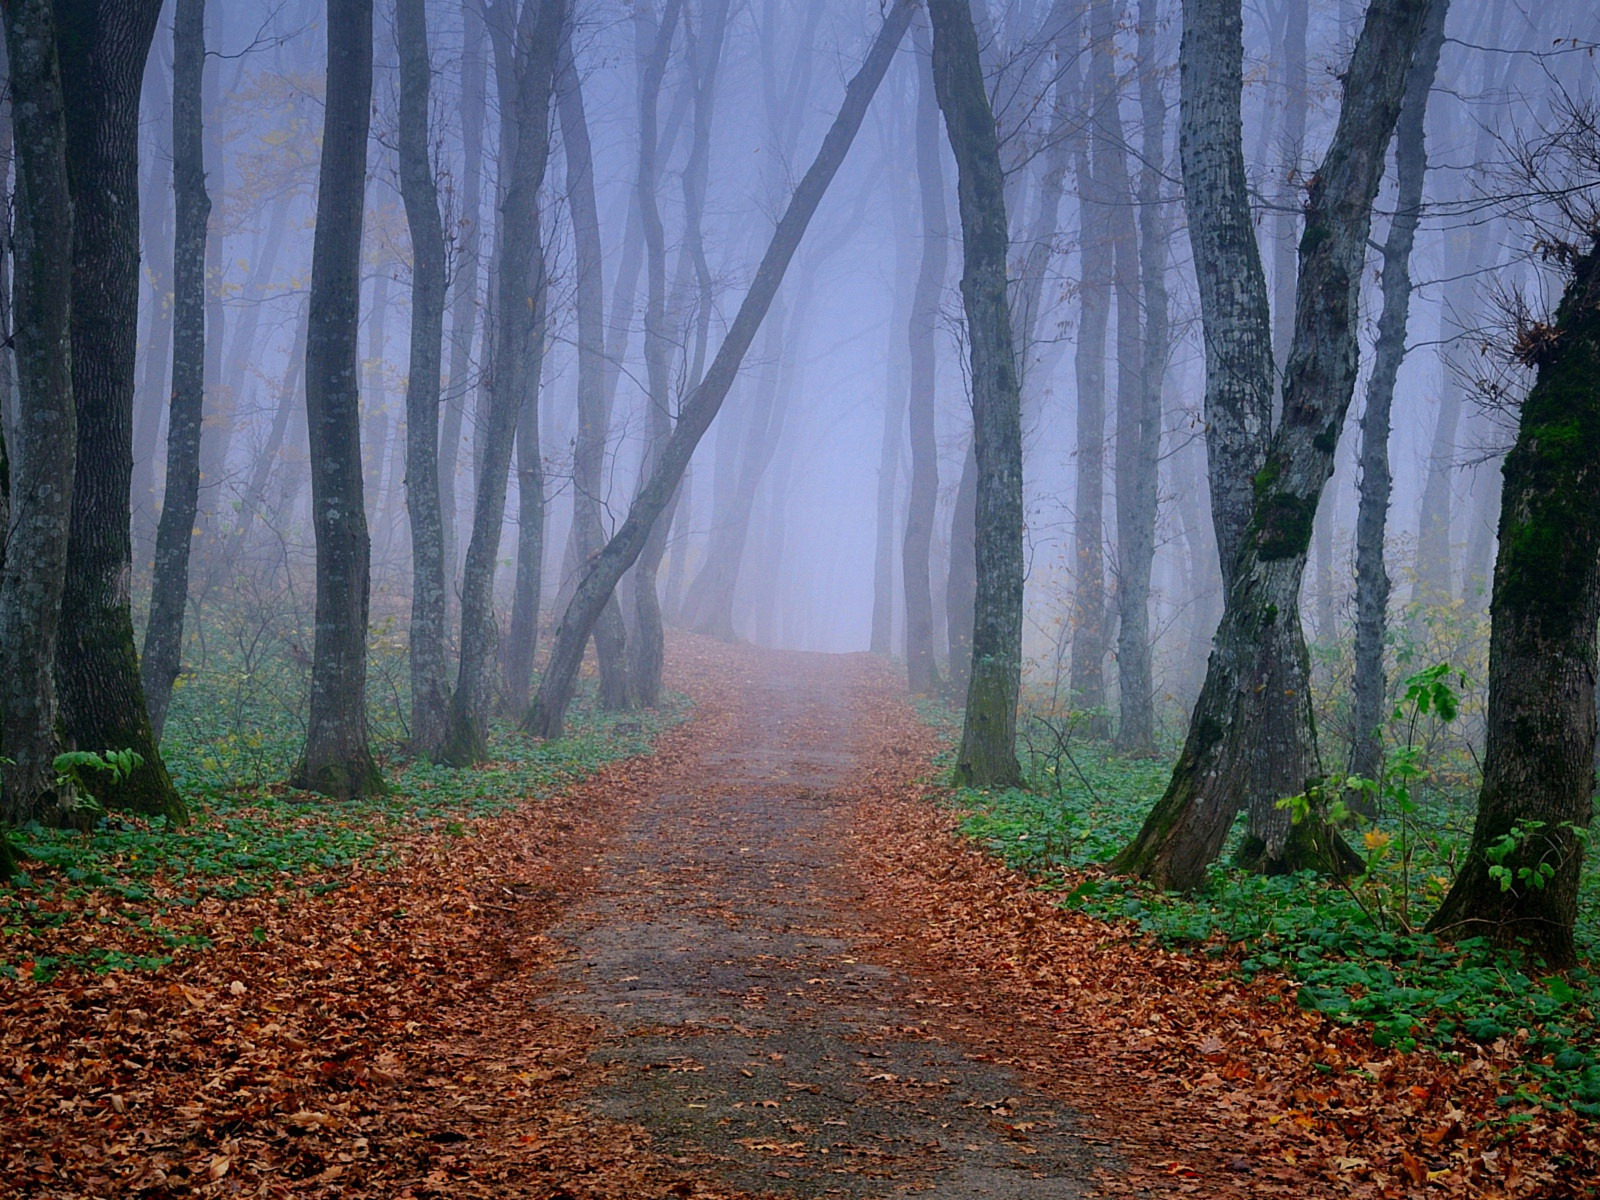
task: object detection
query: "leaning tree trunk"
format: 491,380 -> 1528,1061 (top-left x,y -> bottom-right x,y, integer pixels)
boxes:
53,0 -> 182,820
441,0 -> 566,765
1350,0 -> 1447,788
141,0 -> 209,742
1112,0 -> 1432,889
396,0 -> 450,759
291,0 -> 382,799
903,19 -> 948,697
0,0 -> 77,833
527,0 -> 916,739
1426,234 -> 1600,970
556,32 -> 629,709
927,0 -> 1026,790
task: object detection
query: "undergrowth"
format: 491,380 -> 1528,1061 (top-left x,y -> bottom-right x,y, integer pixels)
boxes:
945,703 -> 1600,1119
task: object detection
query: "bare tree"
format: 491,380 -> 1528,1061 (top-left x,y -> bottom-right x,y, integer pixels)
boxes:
292,0 -> 382,798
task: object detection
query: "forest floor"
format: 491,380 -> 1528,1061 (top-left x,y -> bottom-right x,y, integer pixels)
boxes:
6,636 -> 1596,1198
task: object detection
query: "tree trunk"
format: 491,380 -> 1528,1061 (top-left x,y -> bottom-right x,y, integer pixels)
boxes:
291,0 -> 382,799
1115,0 -> 1169,756
141,0 -> 208,743
53,0 -> 181,820
502,280 -> 548,714
903,20 -> 948,696
527,0 -> 916,738
1112,0 -> 1431,889
1426,235 -> 1600,970
556,32 -> 629,709
1350,0 -> 1447,787
441,0 -> 566,765
0,0 -> 77,828
396,0 -> 450,759
927,0 -> 1025,790
945,443 -> 977,697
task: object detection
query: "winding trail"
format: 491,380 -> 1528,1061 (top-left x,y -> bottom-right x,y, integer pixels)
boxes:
537,648 -> 1105,1196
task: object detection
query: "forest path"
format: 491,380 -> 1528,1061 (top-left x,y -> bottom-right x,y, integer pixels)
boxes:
534,646 -> 1106,1198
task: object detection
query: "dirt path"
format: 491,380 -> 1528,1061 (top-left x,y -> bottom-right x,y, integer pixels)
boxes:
517,648 -> 1108,1197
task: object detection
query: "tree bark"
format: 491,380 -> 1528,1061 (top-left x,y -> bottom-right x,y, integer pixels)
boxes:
141,0 -> 209,743
527,0 -> 916,738
1350,0 -> 1447,787
0,0 -> 77,828
1114,0 -> 1169,756
555,33 -> 629,709
396,0 -> 451,759
1112,0 -> 1432,889
945,443 -> 977,697
441,0 -> 566,765
927,0 -> 1025,790
502,278 -> 548,713
903,20 -> 948,696
53,0 -> 181,819
291,0 -> 382,799
1426,235 -> 1600,970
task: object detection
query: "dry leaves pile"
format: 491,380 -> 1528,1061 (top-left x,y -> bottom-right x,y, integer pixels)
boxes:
841,686 -> 1599,1199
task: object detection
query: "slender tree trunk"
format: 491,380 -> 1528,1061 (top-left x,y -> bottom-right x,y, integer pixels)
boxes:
945,444 -> 977,696
927,0 -> 1025,789
626,0 -> 684,709
502,278 -> 548,713
141,0 -> 209,743
0,0 -> 77,831
870,150 -> 913,656
556,33 -> 629,709
1426,235 -> 1600,970
1115,0 -> 1169,755
1112,0 -> 1431,889
441,0 -> 566,765
131,76 -> 172,556
53,0 -> 181,819
396,0 -> 450,759
903,21 -> 948,696
528,0 -> 916,738
291,0 -> 381,799
1350,0 -> 1447,787
440,0 -> 487,593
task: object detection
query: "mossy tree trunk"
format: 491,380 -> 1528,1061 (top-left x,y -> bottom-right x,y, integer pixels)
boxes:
0,0 -> 75,829
395,0 -> 451,760
927,0 -> 1025,791
1112,0 -> 1433,889
291,0 -> 382,800
527,0 -> 916,739
1425,235 -> 1600,970
53,0 -> 183,821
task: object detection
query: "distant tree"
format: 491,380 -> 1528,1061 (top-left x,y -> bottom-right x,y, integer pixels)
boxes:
291,0 -> 382,798
0,0 -> 77,843
1112,0 -> 1435,889
395,0 -> 451,759
902,19 -> 948,698
141,0 -> 209,742
926,0 -> 1025,789
52,0 -> 182,820
527,0 -> 917,738
441,0 -> 567,765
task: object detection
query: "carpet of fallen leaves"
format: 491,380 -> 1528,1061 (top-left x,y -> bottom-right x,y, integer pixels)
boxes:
840,687 -> 1600,1199
5,635 -> 1597,1199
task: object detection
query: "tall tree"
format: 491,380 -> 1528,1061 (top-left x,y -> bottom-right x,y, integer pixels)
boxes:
52,0 -> 180,819
291,0 -> 382,798
527,0 -> 916,738
0,0 -> 77,839
441,0 -> 567,765
1349,0 -> 1448,786
902,20 -> 948,697
1426,232 -> 1600,970
141,0 -> 208,742
553,32 -> 629,709
1112,0 -> 1433,889
396,0 -> 451,759
927,0 -> 1025,789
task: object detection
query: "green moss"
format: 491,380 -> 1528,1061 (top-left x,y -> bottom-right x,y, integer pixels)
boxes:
1313,423 -> 1339,455
1300,222 -> 1331,257
1254,493 -> 1317,561
1252,460 -> 1282,502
